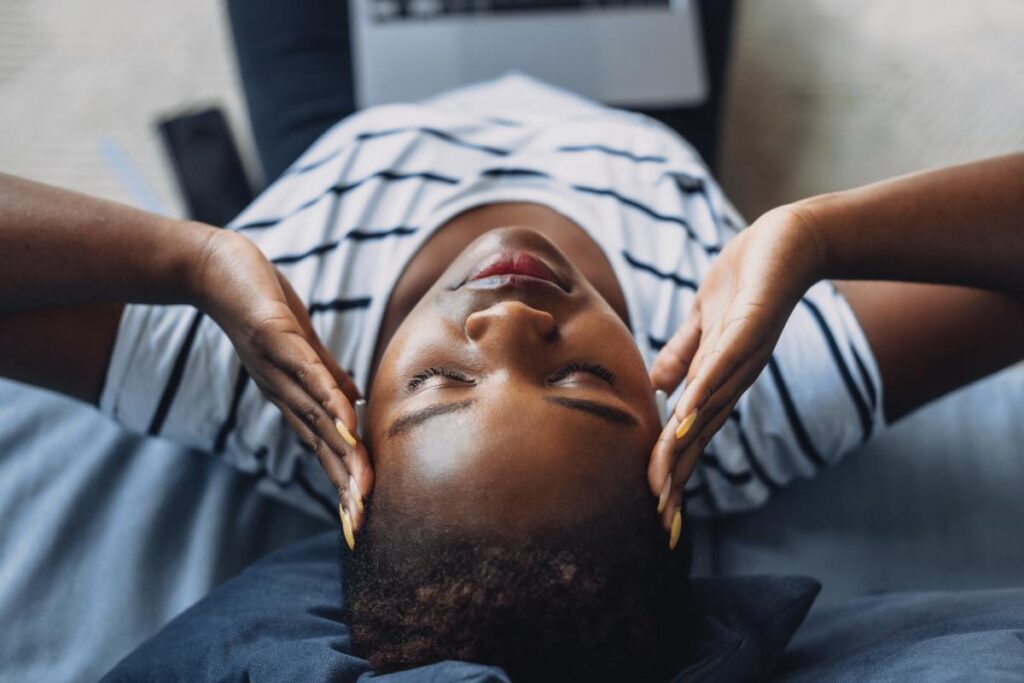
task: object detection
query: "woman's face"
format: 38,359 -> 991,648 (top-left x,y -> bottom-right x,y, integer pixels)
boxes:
367,227 -> 661,538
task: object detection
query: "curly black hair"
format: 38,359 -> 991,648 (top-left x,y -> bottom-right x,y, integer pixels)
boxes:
344,498 -> 692,682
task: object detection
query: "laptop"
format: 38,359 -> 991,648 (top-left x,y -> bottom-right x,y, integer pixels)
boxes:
349,0 -> 708,108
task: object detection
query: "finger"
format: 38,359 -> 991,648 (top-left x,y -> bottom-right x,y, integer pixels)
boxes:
261,365 -> 362,502
345,439 -> 374,524
274,397 -> 317,449
649,307 -> 702,393
276,398 -> 371,535
658,435 -> 701,529
648,409 -> 688,498
266,334 -> 361,447
274,398 -> 364,529
647,331 -> 719,498
679,312 -> 721,397
670,313 -> 762,436
660,398 -> 737,530
271,362 -> 354,456
277,272 -> 363,404
275,399 -> 350,489
648,348 -> 764,500
672,348 -> 769,463
645,331 -> 717,499
260,322 -> 373,498
657,427 -> 710,548
312,334 -> 362,404
273,361 -> 373,508
271,319 -> 360,433
271,275 -> 370,484
269,270 -> 374,530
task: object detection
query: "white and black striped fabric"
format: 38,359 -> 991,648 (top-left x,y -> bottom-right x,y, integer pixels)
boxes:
100,74 -> 884,520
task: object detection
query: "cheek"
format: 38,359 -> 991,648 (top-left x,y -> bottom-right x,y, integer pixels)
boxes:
573,312 -> 650,380
574,313 -> 660,437
367,418 -> 483,506
403,419 -> 482,487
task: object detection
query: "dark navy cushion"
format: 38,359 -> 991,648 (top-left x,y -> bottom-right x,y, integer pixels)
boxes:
100,532 -> 818,682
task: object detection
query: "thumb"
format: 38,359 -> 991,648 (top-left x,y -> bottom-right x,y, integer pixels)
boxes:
650,312 -> 701,393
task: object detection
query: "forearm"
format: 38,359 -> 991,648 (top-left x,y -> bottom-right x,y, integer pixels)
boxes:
796,153 -> 1024,295
0,172 -> 218,402
0,304 -> 122,402
838,280 -> 1024,421
0,172 -> 216,311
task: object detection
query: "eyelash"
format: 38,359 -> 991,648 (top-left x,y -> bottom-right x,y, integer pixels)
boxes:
407,366 -> 475,391
548,362 -> 616,385
406,362 -> 615,391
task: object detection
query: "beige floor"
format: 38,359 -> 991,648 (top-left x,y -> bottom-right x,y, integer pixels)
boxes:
0,0 -> 252,215
1,1 -> 1022,218
721,0 -> 1024,217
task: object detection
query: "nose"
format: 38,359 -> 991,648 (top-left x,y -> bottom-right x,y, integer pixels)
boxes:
465,301 -> 557,345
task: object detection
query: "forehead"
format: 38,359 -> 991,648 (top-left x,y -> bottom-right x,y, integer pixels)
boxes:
370,394 -> 654,538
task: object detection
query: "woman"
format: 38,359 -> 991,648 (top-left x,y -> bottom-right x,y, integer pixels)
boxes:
2,13 -> 1022,681
3,73 -> 1021,527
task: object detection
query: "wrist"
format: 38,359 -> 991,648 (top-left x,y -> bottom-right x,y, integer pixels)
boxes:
180,222 -> 233,311
778,194 -> 842,283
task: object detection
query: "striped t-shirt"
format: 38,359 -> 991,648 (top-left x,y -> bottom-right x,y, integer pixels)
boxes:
100,74 -> 884,520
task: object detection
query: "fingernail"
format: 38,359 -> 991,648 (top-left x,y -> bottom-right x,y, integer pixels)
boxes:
675,410 -> 697,440
654,389 -> 669,425
336,418 -> 358,448
354,399 -> 367,440
349,476 -> 364,515
339,502 -> 356,551
669,507 -> 682,550
348,501 -> 361,535
657,474 -> 672,514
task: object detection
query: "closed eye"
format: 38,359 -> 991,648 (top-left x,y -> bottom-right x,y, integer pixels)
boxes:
406,367 -> 475,392
547,362 -> 616,385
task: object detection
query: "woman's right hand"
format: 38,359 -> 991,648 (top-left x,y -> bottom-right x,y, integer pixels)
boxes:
191,228 -> 372,543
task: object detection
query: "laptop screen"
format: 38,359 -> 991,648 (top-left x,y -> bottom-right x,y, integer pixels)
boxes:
371,0 -> 671,22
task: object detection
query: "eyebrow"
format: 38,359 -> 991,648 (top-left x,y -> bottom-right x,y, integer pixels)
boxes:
386,395 -> 637,439
543,396 -> 638,427
387,399 -> 477,438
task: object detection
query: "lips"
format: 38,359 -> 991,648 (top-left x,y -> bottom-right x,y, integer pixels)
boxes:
464,251 -> 567,291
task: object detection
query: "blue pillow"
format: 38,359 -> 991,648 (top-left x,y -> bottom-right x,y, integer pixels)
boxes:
100,532 -> 818,682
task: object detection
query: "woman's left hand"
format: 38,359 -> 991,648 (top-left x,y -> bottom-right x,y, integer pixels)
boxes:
646,206 -> 826,532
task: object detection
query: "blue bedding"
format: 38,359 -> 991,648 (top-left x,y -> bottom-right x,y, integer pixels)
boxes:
100,529 -> 1024,681
779,588 -> 1024,681
0,380 -> 327,682
100,531 -> 820,682
6,368 -> 1024,682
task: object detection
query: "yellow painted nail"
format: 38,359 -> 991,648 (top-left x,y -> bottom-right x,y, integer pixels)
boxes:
669,508 -> 682,550
675,410 -> 697,440
340,503 -> 356,551
657,474 -> 672,514
349,476 -> 364,515
336,418 -> 358,448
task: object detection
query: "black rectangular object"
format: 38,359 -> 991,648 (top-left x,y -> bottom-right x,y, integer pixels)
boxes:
157,107 -> 254,227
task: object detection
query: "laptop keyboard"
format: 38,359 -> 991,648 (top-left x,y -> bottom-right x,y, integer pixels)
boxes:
371,0 -> 670,22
